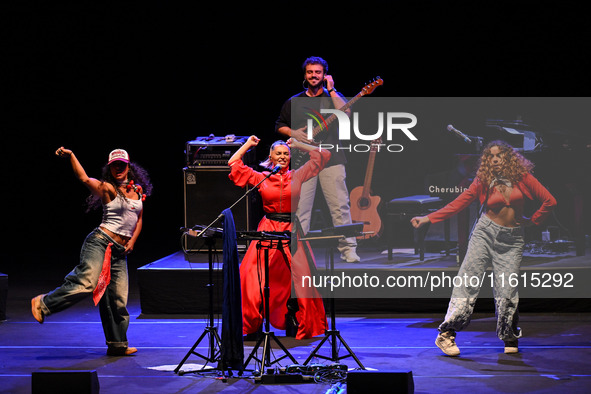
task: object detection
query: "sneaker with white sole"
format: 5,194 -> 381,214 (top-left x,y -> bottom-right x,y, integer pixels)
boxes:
340,251 -> 360,263
435,331 -> 460,356
504,339 -> 519,354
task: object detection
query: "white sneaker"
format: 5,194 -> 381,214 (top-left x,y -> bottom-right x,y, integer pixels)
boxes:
340,250 -> 360,263
435,331 -> 460,356
504,339 -> 519,354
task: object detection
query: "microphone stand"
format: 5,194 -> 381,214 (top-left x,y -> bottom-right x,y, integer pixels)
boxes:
471,136 -> 484,153
175,229 -> 225,378
446,125 -> 483,153
189,166 -> 280,237
176,165 -> 280,377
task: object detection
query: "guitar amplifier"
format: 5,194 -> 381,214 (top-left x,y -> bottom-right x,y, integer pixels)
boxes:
185,134 -> 254,167
183,167 -> 262,252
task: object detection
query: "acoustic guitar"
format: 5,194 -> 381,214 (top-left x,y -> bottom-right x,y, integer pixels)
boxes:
350,139 -> 382,239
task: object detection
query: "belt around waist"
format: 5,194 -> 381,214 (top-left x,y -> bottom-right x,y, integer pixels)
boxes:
265,213 -> 292,223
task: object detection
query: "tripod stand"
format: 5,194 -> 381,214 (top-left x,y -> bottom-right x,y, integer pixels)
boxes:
302,226 -> 365,369
176,164 -> 281,377
243,235 -> 297,373
175,233 -> 225,377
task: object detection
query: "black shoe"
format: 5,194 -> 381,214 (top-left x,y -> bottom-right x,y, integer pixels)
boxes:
285,298 -> 299,337
285,313 -> 298,337
504,339 -> 519,354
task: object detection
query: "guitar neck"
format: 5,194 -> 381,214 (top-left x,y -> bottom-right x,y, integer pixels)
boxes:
310,92 -> 364,139
309,77 -> 383,140
361,149 -> 377,197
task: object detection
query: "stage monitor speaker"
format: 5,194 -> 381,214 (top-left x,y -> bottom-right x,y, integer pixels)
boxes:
183,167 -> 262,252
347,370 -> 414,394
32,370 -> 100,394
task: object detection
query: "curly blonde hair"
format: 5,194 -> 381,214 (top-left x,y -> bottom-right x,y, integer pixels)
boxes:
476,140 -> 534,186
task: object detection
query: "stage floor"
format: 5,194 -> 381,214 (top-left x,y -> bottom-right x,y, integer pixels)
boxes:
2,300 -> 591,392
2,246 -> 590,393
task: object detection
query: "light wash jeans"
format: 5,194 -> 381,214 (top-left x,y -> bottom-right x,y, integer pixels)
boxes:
296,164 -> 357,256
439,214 -> 524,341
40,228 -> 130,349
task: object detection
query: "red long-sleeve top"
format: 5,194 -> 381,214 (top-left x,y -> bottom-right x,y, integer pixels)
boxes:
427,173 -> 557,225
228,149 -> 331,217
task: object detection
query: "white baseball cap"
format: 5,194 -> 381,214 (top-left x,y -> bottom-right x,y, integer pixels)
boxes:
108,149 -> 130,165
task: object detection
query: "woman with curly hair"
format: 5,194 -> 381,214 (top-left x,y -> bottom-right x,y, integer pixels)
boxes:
411,140 -> 556,356
31,147 -> 152,356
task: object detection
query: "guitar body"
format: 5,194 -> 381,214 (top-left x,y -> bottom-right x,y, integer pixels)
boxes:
350,186 -> 382,239
349,136 -> 383,240
291,77 -> 383,169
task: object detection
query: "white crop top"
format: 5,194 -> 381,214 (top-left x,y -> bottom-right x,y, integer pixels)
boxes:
100,195 -> 143,238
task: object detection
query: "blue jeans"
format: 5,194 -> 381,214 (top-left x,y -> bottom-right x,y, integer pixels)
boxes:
40,228 -> 130,348
439,215 -> 524,341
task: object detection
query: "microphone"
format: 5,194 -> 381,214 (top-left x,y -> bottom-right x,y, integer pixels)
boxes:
447,124 -> 472,143
271,164 -> 282,174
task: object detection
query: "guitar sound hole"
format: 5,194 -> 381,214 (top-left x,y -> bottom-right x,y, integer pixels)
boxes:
358,198 -> 369,208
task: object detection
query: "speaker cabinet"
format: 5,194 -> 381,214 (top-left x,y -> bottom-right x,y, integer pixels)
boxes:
32,370 -> 100,394
183,167 -> 261,251
347,370 -> 414,393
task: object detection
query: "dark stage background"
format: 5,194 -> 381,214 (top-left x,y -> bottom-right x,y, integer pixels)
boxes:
4,2 -> 590,278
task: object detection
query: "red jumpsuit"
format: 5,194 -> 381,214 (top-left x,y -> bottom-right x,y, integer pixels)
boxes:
229,149 -> 331,339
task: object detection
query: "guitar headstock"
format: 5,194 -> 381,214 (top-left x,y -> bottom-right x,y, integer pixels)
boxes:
370,138 -> 383,152
360,77 -> 383,96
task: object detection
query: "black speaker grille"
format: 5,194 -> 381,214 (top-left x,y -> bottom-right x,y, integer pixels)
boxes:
183,167 -> 262,251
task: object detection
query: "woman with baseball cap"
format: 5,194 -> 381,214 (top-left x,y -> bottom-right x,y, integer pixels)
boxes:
31,147 -> 152,356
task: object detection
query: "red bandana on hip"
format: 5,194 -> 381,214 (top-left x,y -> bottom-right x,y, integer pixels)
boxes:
93,242 -> 113,305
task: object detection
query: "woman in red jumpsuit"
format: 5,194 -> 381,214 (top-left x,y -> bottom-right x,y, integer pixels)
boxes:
228,135 -> 330,339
